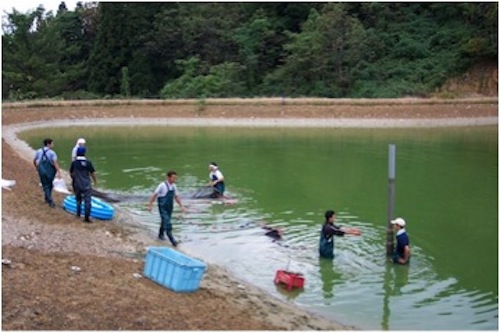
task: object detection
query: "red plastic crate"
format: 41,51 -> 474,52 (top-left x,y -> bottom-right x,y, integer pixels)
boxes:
274,269 -> 305,290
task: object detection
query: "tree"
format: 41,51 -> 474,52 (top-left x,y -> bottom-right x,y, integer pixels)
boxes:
87,2 -> 165,96
264,4 -> 367,97
120,66 -> 131,97
233,9 -> 279,93
2,7 -> 66,99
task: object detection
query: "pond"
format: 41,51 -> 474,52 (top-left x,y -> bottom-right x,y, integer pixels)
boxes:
21,125 -> 498,330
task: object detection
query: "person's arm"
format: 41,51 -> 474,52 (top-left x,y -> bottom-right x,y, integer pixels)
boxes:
343,227 -> 362,236
325,225 -> 345,237
90,172 -> 97,186
398,245 -> 411,264
88,162 -> 97,186
51,152 -> 61,178
175,195 -> 187,213
147,193 -> 158,212
332,228 -> 345,236
53,160 -> 61,178
33,151 -> 39,169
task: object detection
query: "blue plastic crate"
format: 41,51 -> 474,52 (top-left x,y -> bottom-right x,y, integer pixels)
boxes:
143,247 -> 207,293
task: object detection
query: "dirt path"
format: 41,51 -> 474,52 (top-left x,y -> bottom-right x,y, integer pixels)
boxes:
2,99 -> 497,330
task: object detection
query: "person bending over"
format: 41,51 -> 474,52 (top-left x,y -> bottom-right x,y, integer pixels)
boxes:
208,162 -> 225,198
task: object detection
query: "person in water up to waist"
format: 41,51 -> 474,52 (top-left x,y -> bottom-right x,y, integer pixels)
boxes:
319,210 -> 361,259
148,171 -> 187,246
391,217 -> 411,265
208,162 -> 225,198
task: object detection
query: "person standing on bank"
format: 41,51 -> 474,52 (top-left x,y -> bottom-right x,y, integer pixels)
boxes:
148,171 -> 187,246
71,138 -> 86,161
70,147 -> 97,223
319,210 -> 361,259
33,138 -> 61,208
391,217 -> 411,265
208,162 -> 225,198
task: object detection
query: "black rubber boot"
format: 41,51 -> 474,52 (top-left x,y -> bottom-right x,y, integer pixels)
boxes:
165,226 -> 177,247
76,204 -> 81,218
158,227 -> 166,240
83,205 -> 92,223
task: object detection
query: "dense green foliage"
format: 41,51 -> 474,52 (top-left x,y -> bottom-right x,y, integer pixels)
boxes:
2,2 -> 497,100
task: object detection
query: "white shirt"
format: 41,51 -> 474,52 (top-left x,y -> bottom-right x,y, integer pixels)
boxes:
209,169 -> 224,181
154,181 -> 178,197
396,228 -> 406,236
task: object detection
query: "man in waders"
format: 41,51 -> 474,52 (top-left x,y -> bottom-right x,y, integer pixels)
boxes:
319,210 -> 361,259
391,217 -> 411,265
33,138 -> 61,208
70,147 -> 97,223
208,162 -> 225,198
147,171 -> 187,246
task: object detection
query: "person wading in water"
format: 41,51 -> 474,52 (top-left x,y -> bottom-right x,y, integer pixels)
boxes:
319,210 -> 361,259
148,171 -> 187,246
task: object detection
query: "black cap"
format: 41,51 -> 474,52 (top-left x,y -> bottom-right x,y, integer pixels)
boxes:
325,210 -> 335,219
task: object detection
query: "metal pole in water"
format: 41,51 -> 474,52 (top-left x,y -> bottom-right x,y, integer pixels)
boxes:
386,144 -> 396,256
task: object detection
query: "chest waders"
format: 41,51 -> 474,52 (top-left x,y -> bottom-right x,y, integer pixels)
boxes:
38,149 -> 56,205
157,186 -> 178,246
319,230 -> 334,259
211,174 -> 225,198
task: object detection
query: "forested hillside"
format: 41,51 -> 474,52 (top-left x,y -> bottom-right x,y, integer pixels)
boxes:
2,2 -> 497,100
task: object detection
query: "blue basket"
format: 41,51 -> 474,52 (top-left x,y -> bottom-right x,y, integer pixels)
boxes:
143,247 -> 207,293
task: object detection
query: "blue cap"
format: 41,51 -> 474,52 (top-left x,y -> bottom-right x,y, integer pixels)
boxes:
76,146 -> 86,156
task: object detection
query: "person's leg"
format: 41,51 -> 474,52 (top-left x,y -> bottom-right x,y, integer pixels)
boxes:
40,173 -> 54,206
83,188 -> 92,222
75,189 -> 83,218
38,172 -> 49,203
161,212 -> 177,246
158,205 -> 170,240
165,222 -> 177,247
47,176 -> 55,207
158,226 -> 165,240
217,183 -> 225,197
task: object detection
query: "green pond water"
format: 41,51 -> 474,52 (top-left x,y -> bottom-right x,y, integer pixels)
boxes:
21,125 -> 498,330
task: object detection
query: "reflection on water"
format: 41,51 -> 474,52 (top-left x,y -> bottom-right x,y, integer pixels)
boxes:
119,193 -> 498,330
19,125 -> 498,330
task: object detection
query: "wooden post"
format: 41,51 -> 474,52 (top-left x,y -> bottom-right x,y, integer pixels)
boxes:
386,144 -> 396,256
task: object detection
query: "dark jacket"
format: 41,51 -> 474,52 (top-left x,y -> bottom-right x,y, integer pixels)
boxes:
70,158 -> 95,191
319,222 -> 345,258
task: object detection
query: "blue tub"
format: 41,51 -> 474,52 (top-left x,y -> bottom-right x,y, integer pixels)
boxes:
144,247 -> 207,293
63,195 -> 115,220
